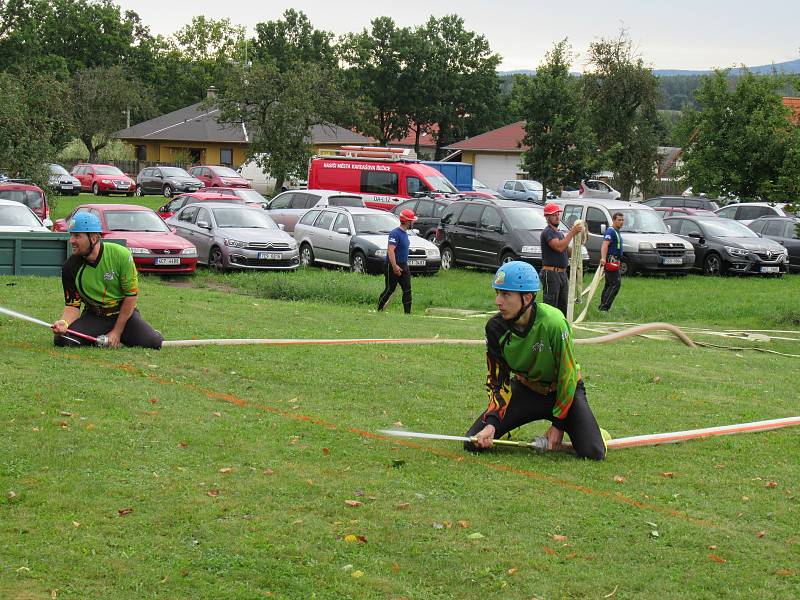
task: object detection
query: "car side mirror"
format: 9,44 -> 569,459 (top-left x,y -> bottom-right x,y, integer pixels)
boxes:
599,224 -> 607,233
336,227 -> 350,235
278,223 -> 285,230
687,232 -> 701,238
196,220 -> 210,229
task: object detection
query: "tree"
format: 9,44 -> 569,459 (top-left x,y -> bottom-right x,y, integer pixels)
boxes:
71,65 -> 152,162
214,61 -> 353,191
0,0 -> 28,38
519,40 -> 596,200
251,9 -> 336,72
676,69 -> 800,201
0,71 -> 71,184
582,31 -> 662,200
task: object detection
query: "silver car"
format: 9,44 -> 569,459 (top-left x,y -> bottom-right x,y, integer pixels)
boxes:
497,179 -> 544,203
166,202 -> 299,271
266,189 -> 365,234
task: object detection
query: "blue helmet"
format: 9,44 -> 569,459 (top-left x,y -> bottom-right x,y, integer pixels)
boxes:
68,213 -> 102,233
492,261 -> 540,293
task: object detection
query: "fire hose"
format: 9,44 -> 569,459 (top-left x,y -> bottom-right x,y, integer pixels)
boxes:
0,305 -> 108,346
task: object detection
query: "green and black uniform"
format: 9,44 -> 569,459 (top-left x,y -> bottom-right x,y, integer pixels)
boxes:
56,242 -> 162,349
465,302 -> 605,459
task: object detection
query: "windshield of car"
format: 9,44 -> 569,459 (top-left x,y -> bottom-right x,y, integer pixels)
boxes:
212,167 -> 241,178
50,164 -> 69,175
504,207 -> 547,230
0,204 -> 42,227
352,213 -> 400,234
160,167 -> 191,177
699,219 -> 760,238
523,181 -> 543,191
328,195 -> 363,207
0,189 -> 43,209
426,175 -> 458,194
95,166 -> 124,176
619,209 -> 669,233
105,210 -> 169,232
212,207 -> 277,229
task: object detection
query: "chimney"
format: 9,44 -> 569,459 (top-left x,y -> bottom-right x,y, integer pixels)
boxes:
207,86 -> 218,100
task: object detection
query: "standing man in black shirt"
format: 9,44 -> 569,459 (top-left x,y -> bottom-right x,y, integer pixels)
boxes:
539,203 -> 584,317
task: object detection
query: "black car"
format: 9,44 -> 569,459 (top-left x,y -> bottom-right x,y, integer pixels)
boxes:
434,198 -> 589,270
748,216 -> 800,273
663,215 -> 788,276
135,166 -> 204,198
392,197 -> 454,241
643,196 -> 720,212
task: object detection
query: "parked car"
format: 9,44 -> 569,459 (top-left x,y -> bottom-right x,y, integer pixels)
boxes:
0,181 -> 50,223
238,156 -> 306,194
293,206 -> 440,274
434,198 -> 589,271
0,199 -> 52,232
579,179 -> 621,200
188,165 -> 251,189
653,206 -> 719,218
644,195 -> 721,211
54,204 -> 198,274
265,189 -> 365,234
748,216 -> 800,272
48,164 -> 81,195
157,192 -> 245,220
203,187 -> 270,208
555,198 -> 694,275
135,166 -> 204,198
497,179 -> 544,203
714,202 -> 796,225
392,197 -> 454,241
663,215 -> 788,276
166,203 -> 299,272
71,164 -> 136,196
472,178 -> 503,199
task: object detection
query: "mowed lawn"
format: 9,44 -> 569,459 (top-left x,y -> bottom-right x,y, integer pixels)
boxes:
1,261 -> 799,598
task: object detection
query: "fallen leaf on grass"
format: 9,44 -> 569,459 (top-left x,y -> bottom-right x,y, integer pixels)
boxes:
305,479 -> 314,485
148,398 -> 158,404
345,500 -> 363,507
292,519 -> 303,525
344,534 -> 358,543
613,475 -> 626,484
59,411 -> 73,417
395,503 -> 411,510
85,423 -> 94,431
219,467 -> 234,474
742,496 -> 750,502
117,508 -> 133,517
212,412 -> 221,417
765,481 -> 778,488
178,442 -> 188,449
756,530 -> 766,538
342,564 -> 353,571
661,472 -> 674,478
354,490 -> 364,497
32,427 -> 39,432
467,532 -> 485,540
7,490 -> 17,500
351,570 -> 364,578
393,421 -> 403,427
542,545 -> 557,555
60,421 -> 69,429
50,590 -> 57,599
708,554 -> 726,563
15,566 -> 30,572
391,562 -> 400,574
457,520 -> 470,529
322,448 -> 330,456
207,489 -> 220,497
356,535 -> 367,543
650,531 -> 660,538
775,569 -> 795,577
551,534 -> 568,542
603,585 -> 618,598
507,567 -> 518,575
263,468 -> 274,475
144,410 -> 158,416
72,521 -> 80,527
708,545 -> 717,550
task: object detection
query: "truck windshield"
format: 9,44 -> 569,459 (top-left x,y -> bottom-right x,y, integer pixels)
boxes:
426,175 -> 458,194
619,210 -> 669,234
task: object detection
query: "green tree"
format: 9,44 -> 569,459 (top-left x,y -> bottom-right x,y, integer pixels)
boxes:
71,65 -> 152,163
251,9 -> 336,72
676,69 -> 800,200
0,0 -> 28,38
519,40 -> 596,200
582,31 -> 662,200
0,71 -> 71,184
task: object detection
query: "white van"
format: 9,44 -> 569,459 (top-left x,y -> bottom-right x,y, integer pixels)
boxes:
238,156 -> 307,195
554,199 -> 695,275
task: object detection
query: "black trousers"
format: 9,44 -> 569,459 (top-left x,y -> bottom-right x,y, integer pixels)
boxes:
599,268 -> 621,311
540,269 -> 569,317
377,262 -> 412,314
464,380 -> 605,460
54,309 -> 163,349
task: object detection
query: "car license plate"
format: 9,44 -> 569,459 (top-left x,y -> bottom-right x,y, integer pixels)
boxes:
62,185 -> 73,190
155,257 -> 181,265
662,257 -> 682,265
760,266 -> 780,273
408,259 -> 426,267
258,252 -> 282,260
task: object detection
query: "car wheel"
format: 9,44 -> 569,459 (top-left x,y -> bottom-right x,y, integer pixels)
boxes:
500,251 -> 517,266
426,231 -> 436,242
440,246 -> 454,270
350,250 -> 367,274
92,183 -> 100,196
209,247 -> 226,272
135,186 -> 144,197
163,185 -> 173,198
702,253 -> 723,276
299,243 -> 315,267
620,257 -> 635,277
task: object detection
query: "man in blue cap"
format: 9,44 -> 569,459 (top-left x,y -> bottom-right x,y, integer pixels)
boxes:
464,261 -> 605,459
51,212 -> 162,349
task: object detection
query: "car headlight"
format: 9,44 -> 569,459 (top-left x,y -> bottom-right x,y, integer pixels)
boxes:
224,238 -> 246,248
684,243 -> 694,250
101,179 -> 112,184
426,247 -> 440,258
638,242 -> 655,252
725,246 -> 749,257
181,247 -> 197,256
374,248 -> 387,258
521,245 -> 541,255
128,247 -> 151,255
288,240 -> 298,250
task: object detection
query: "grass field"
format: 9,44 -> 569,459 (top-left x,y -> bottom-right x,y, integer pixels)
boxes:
2,236 -> 799,597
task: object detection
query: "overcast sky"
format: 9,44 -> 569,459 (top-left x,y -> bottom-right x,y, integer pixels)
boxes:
116,0 -> 799,72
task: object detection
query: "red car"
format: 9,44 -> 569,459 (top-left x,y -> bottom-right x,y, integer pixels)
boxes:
188,165 -> 251,189
54,204 -> 198,274
0,181 -> 50,223
71,164 -> 136,196
203,186 -> 269,207
654,206 -> 719,218
157,192 -> 246,220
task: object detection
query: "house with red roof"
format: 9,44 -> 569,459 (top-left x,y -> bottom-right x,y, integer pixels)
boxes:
783,97 -> 800,125
389,124 -> 438,158
443,121 -> 528,190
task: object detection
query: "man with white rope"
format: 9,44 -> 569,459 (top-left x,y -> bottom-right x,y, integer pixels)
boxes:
540,203 -> 584,317
464,261 -> 606,460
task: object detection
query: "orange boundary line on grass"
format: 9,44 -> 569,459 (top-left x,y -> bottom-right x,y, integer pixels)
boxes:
21,343 -> 721,530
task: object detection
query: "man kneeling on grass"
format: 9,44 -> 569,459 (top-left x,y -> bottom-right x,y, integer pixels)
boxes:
464,261 -> 606,460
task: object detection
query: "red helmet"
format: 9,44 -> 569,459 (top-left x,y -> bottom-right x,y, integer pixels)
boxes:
399,209 -> 417,223
543,203 -> 562,216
